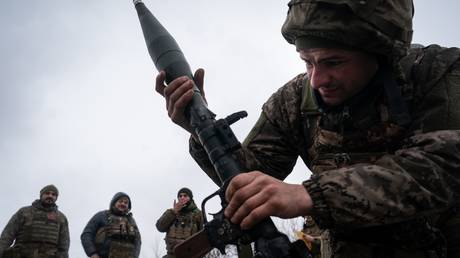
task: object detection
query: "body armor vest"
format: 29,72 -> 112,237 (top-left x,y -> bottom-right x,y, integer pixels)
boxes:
94,212 -> 138,258
307,103 -> 406,173
95,213 -> 138,246
107,241 -> 135,258
165,211 -> 201,253
19,210 -> 60,246
299,64 -> 408,173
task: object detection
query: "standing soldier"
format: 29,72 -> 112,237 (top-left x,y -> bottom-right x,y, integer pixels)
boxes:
81,192 -> 141,258
156,0 -> 460,257
156,187 -> 203,258
0,184 -> 70,258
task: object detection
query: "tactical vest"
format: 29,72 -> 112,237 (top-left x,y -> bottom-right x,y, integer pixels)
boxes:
107,241 -> 135,258
300,73 -> 407,174
165,210 -> 201,253
19,210 -> 60,246
95,213 -> 138,245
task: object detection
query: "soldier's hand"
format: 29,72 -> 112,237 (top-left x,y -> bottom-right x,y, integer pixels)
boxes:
173,199 -> 184,214
224,171 -> 313,230
90,254 -> 100,258
155,68 -> 206,135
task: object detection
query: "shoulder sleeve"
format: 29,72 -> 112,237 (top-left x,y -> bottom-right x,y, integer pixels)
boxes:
57,212 -> 70,258
0,208 -> 24,256
81,211 -> 105,257
190,74 -> 308,182
409,45 -> 460,131
236,73 -> 307,179
129,216 -> 141,258
155,209 -> 176,233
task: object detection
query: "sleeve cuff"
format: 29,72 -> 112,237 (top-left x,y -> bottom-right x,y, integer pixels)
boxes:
303,175 -> 335,228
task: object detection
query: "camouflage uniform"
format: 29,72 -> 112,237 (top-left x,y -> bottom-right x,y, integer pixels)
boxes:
189,0 -> 460,257
81,192 -> 141,258
0,200 -> 70,258
156,190 -> 203,258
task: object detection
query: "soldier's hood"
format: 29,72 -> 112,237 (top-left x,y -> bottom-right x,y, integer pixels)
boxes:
32,199 -> 57,212
110,192 -> 132,213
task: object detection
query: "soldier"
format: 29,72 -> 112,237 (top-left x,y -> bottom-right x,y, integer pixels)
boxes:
81,192 -> 141,258
0,184 -> 70,258
156,187 -> 203,258
156,0 -> 460,257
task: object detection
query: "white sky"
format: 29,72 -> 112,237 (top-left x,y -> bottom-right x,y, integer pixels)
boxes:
0,1 -> 458,257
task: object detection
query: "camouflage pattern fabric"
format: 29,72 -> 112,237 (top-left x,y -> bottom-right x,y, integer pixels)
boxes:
156,200 -> 203,257
107,241 -> 135,258
281,0 -> 413,60
95,214 -> 138,245
0,200 -> 69,258
190,44 -> 460,257
96,214 -> 138,258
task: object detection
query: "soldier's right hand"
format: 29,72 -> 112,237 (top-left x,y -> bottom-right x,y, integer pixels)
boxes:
90,254 -> 100,258
155,68 -> 206,135
173,199 -> 183,214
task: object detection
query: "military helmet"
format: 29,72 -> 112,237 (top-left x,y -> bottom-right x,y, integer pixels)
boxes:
281,0 -> 414,61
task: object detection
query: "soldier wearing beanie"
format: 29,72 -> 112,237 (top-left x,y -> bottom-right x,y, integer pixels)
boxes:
0,184 -> 69,258
156,0 -> 460,257
81,192 -> 141,258
156,187 -> 203,258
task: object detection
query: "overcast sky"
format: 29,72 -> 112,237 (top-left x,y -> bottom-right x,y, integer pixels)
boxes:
1,1 -> 459,257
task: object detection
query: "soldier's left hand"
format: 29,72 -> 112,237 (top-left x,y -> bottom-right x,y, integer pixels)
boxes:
224,171 -> 313,229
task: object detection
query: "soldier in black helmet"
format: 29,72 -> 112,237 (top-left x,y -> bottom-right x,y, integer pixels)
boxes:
81,192 -> 141,258
156,0 -> 460,257
156,187 -> 203,258
0,184 -> 69,258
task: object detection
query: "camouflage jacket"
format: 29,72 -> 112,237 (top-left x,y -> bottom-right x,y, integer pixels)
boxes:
190,45 -> 460,256
155,201 -> 203,254
0,200 -> 70,258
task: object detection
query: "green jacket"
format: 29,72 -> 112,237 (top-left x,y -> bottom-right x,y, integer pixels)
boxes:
190,44 -> 460,257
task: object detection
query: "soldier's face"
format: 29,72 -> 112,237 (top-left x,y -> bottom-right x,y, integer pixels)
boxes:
299,48 -> 379,106
40,191 -> 57,205
115,197 -> 130,213
178,193 -> 190,206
